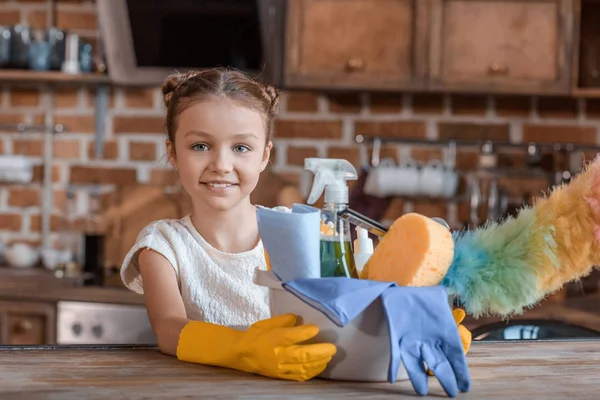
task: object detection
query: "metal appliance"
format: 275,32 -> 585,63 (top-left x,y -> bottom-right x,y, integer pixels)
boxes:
57,301 -> 156,345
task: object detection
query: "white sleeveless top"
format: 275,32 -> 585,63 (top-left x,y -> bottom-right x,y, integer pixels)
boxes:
120,207 -> 289,328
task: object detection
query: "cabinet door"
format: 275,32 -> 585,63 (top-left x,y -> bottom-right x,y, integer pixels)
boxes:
0,301 -> 56,345
284,0 -> 429,91
428,0 -> 574,94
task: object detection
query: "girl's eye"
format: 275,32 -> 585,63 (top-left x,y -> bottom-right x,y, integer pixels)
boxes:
191,143 -> 208,152
234,145 -> 250,153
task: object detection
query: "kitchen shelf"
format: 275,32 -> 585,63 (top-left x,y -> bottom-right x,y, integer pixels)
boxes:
572,88 -> 600,98
0,123 -> 65,134
355,135 -> 600,152
0,69 -> 110,86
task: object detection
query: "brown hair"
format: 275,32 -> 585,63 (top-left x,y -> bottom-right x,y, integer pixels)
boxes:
162,67 -> 279,146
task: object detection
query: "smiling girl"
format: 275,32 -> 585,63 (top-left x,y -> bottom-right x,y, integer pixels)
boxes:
119,68 -> 336,381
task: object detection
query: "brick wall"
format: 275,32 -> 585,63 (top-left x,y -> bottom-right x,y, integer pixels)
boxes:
1,0 -> 600,246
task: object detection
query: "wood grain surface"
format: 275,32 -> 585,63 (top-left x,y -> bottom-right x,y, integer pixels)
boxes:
0,340 -> 598,399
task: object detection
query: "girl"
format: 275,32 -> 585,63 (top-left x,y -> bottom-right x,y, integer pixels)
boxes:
119,68 -> 337,382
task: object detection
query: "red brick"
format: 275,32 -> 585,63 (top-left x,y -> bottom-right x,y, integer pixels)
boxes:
32,164 -> 61,183
537,97 -> 578,119
328,93 -> 362,113
412,94 -> 444,114
55,115 -> 95,133
410,147 -> 443,164
0,10 -> 20,25
70,166 -> 137,185
7,188 -> 40,207
0,114 -> 27,126
9,89 -> 40,107
123,88 -> 156,108
29,214 -> 64,232
55,88 -> 80,108
287,146 -> 318,166
274,120 -> 342,139
370,94 -> 403,114
149,169 -> 179,186
522,125 -> 597,145
57,10 -> 97,31
438,122 -> 510,142
113,116 -> 165,134
286,92 -> 319,112
0,214 -> 22,231
13,139 -> 43,156
129,141 -> 157,161
53,140 -> 80,159
326,146 -> 361,166
53,190 -> 67,213
451,95 -> 488,115
355,121 -> 426,139
25,10 -> 48,29
495,96 -> 531,117
88,141 -> 119,160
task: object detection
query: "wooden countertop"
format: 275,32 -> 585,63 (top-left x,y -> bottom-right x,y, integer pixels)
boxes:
0,340 -> 598,398
0,267 -> 145,306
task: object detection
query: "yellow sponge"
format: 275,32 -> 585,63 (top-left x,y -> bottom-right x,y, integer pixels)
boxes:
363,213 -> 454,286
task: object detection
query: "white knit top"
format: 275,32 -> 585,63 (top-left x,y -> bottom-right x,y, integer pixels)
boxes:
120,207 -> 289,328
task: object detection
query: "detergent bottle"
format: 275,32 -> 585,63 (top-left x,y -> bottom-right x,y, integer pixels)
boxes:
305,157 -> 359,278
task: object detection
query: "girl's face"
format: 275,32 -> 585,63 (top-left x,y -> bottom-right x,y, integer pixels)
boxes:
167,97 -> 272,212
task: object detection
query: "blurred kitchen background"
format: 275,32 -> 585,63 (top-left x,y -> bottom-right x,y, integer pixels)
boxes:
0,0 -> 599,346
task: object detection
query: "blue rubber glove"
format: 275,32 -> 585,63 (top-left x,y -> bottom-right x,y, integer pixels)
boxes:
282,277 -> 394,326
381,285 -> 471,397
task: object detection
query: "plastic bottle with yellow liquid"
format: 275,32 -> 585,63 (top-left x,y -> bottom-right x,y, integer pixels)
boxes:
305,158 -> 359,278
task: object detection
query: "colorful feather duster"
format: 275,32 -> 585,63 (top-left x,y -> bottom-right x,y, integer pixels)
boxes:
443,155 -> 600,318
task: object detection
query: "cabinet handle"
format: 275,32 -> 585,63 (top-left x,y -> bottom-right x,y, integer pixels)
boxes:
487,63 -> 509,75
345,58 -> 366,72
13,319 -> 33,334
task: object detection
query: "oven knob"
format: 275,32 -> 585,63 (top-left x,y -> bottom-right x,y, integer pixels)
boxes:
92,324 -> 103,338
72,323 -> 82,336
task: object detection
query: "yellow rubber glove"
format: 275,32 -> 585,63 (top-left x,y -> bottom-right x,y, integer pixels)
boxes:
452,308 -> 472,354
176,313 -> 337,382
427,307 -> 472,377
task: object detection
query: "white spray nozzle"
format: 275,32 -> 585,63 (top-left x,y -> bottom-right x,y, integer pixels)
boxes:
304,158 -> 358,205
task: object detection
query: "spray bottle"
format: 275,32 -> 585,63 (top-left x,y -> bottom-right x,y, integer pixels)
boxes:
305,157 -> 359,278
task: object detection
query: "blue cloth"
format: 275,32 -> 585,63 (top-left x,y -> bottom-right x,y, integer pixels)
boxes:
282,278 -> 471,397
257,204 -> 321,282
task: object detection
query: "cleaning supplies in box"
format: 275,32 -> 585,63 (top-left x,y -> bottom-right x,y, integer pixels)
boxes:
256,204 -> 321,281
304,157 -> 359,278
281,277 -> 470,397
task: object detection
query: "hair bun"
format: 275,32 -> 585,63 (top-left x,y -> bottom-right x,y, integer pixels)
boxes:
264,84 -> 280,114
162,72 -> 197,108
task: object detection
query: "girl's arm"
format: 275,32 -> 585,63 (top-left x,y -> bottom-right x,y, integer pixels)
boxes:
138,248 -> 189,356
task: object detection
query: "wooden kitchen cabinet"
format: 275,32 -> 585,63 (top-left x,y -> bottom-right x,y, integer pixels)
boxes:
427,0 -> 574,94
0,301 -> 56,345
283,0 -> 429,91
